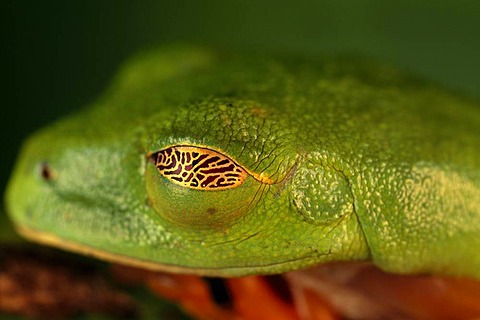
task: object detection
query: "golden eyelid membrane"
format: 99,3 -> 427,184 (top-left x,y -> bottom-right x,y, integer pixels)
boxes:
149,145 -> 274,190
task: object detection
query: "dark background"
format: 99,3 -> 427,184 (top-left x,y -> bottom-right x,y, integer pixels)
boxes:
2,0 -> 480,199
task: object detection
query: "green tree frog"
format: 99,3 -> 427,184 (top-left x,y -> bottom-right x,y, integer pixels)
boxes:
5,44 -> 480,283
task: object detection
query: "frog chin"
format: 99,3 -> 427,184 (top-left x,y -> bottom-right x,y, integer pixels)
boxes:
13,223 -> 321,277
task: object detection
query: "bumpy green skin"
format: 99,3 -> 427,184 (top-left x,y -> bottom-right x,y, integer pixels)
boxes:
5,44 -> 480,278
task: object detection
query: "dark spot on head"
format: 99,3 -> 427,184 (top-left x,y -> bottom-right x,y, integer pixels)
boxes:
226,103 -> 234,108
40,162 -> 54,181
145,197 -> 154,208
207,208 -> 217,215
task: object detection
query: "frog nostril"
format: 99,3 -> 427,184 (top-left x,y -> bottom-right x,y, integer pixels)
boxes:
39,161 -> 55,181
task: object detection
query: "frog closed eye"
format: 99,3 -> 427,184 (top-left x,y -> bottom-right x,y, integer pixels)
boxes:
145,145 -> 271,229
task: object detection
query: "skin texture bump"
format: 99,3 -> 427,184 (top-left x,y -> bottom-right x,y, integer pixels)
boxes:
5,44 -> 480,278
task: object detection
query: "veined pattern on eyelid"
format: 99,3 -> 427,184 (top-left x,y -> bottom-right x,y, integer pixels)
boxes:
150,146 -> 251,190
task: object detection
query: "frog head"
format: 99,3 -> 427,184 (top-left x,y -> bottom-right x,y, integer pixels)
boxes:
5,45 -> 368,276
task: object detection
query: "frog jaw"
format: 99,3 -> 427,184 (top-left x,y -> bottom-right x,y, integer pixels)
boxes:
14,224 -> 335,277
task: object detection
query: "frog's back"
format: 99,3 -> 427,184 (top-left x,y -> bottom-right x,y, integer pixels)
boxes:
274,57 -> 480,277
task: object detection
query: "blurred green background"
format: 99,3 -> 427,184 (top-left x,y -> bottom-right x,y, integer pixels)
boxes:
2,0 -> 480,199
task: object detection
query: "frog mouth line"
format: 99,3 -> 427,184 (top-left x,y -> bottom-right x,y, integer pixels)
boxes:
15,225 -> 325,277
